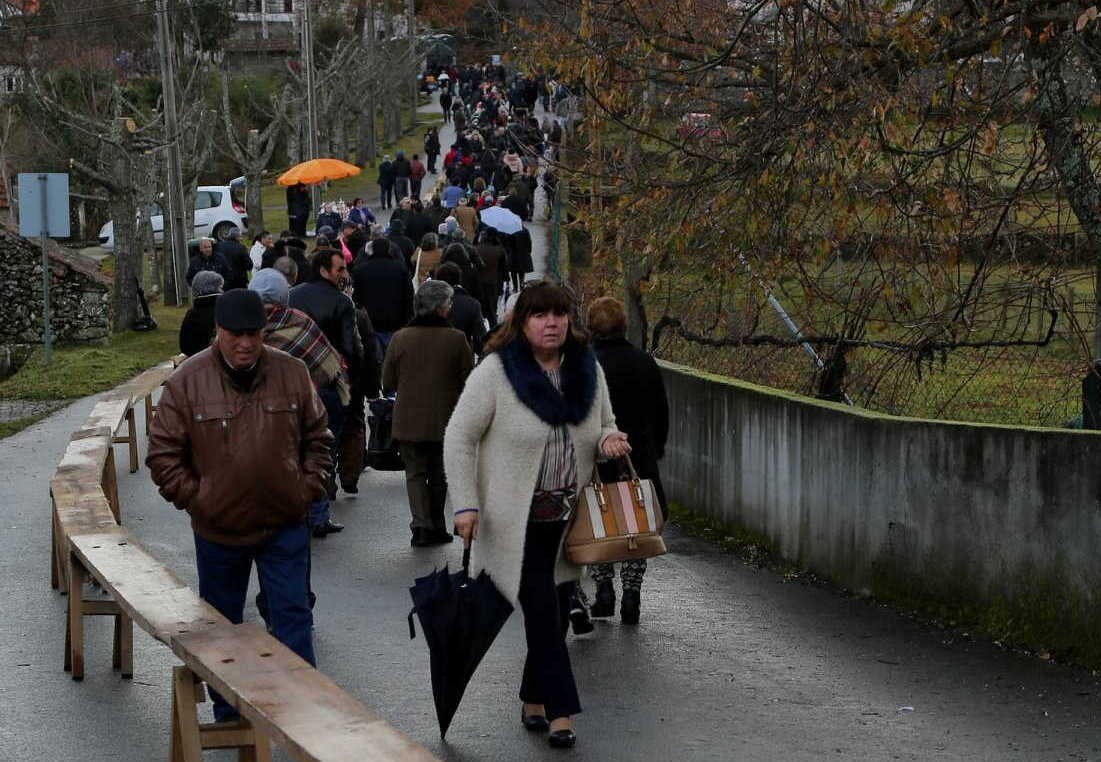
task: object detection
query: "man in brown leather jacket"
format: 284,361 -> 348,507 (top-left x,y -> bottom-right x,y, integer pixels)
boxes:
147,289 -> 332,723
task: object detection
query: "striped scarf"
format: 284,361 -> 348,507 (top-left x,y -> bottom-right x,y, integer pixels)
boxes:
263,305 -> 351,405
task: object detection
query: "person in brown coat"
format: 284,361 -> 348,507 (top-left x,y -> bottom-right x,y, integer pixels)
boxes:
413,232 -> 443,287
146,289 -> 333,723
454,196 -> 478,241
382,279 -> 473,547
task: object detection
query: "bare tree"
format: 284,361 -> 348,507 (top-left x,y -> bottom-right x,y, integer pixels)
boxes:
218,74 -> 291,235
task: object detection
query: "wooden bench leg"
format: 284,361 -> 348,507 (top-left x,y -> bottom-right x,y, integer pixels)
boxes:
126,407 -> 139,473
50,507 -> 60,591
112,610 -> 133,678
145,394 -> 155,437
170,667 -> 203,762
239,734 -> 273,762
67,551 -> 84,681
168,666 -> 271,761
103,447 -> 121,524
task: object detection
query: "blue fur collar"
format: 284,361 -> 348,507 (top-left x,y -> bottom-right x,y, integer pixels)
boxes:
498,337 -> 597,425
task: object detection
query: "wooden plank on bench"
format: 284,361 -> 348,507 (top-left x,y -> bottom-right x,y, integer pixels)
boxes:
55,435 -> 110,478
86,398 -> 131,436
51,480 -> 117,535
69,532 -> 228,645
173,623 -> 439,762
120,360 -> 175,407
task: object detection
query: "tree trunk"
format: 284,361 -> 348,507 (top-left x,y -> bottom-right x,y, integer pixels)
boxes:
620,231 -> 648,350
110,193 -> 140,331
1032,46 -> 1101,356
333,115 -> 347,160
245,129 -> 265,234
287,110 -> 302,165
366,95 -> 378,164
107,133 -> 140,332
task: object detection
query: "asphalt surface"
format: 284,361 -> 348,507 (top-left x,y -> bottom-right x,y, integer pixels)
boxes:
5,97 -> 1101,761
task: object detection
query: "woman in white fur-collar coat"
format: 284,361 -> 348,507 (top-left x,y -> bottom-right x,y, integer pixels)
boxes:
444,280 -> 629,749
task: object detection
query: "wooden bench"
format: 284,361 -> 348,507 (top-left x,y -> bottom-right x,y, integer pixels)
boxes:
171,623 -> 440,762
98,360 -> 176,475
64,529 -> 228,682
49,355 -> 439,761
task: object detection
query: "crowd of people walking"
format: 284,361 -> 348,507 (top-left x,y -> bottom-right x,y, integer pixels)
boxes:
160,62 -> 666,751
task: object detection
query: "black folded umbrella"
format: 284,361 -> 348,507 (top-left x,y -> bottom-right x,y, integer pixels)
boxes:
408,546 -> 514,737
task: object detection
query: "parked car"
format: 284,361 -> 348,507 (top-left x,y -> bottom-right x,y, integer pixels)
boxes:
97,185 -> 247,250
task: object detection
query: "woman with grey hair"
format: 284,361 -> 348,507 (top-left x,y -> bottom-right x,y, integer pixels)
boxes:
178,271 -> 223,356
382,280 -> 474,546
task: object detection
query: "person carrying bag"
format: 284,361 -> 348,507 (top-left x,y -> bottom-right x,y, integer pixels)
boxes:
564,454 -> 666,565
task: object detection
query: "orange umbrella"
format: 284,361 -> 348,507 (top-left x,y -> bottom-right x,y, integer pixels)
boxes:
277,158 -> 361,187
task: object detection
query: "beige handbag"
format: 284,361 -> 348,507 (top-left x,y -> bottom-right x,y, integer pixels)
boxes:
565,456 -> 667,565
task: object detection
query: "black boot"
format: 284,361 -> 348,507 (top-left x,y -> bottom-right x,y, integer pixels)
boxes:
568,587 -> 594,635
620,588 -> 640,625
590,580 -> 615,618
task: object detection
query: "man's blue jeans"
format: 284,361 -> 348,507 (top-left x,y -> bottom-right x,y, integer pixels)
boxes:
375,331 -> 393,362
310,385 -> 345,527
194,525 -> 315,721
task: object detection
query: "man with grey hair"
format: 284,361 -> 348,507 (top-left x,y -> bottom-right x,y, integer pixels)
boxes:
185,236 -> 232,286
382,280 -> 473,546
272,255 -> 298,285
179,271 -> 223,356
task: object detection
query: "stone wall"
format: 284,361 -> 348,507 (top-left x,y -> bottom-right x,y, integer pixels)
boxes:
0,227 -> 109,368
660,361 -> 1101,663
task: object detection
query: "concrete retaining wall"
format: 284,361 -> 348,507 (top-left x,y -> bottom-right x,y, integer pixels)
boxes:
660,361 -> 1101,659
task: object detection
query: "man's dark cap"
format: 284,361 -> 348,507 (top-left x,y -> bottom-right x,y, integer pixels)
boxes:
215,289 -> 265,332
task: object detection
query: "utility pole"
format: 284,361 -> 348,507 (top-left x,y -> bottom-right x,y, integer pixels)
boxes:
360,0 -> 378,165
155,0 -> 187,306
300,0 -> 321,213
406,0 -> 417,133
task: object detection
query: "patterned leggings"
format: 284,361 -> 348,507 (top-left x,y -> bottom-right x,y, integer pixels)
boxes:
589,560 -> 647,591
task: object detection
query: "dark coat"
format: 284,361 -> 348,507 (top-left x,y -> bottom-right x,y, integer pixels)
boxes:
393,156 -> 412,179
352,245 -> 415,333
405,212 -> 434,248
378,160 -> 396,188
506,228 -> 534,275
353,306 -> 381,398
288,278 -> 358,363
475,242 -> 506,290
424,131 -> 440,157
215,240 -> 252,290
439,246 -> 484,305
382,314 -> 473,443
387,233 -> 415,265
593,336 -> 669,513
185,252 -> 232,285
448,286 -> 487,357
286,185 -> 311,217
178,295 -> 218,357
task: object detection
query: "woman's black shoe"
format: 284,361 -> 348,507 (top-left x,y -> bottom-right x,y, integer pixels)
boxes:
548,729 -> 577,748
590,580 -> 615,618
521,709 -> 549,732
620,588 -> 640,625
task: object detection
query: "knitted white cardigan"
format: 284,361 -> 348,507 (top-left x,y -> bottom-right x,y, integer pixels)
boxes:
443,352 -> 619,605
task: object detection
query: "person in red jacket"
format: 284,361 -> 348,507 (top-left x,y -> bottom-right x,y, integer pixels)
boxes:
410,154 -> 427,199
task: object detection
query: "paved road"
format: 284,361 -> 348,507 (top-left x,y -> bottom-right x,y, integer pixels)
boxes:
5,97 -> 1101,761
6,396 -> 1101,761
